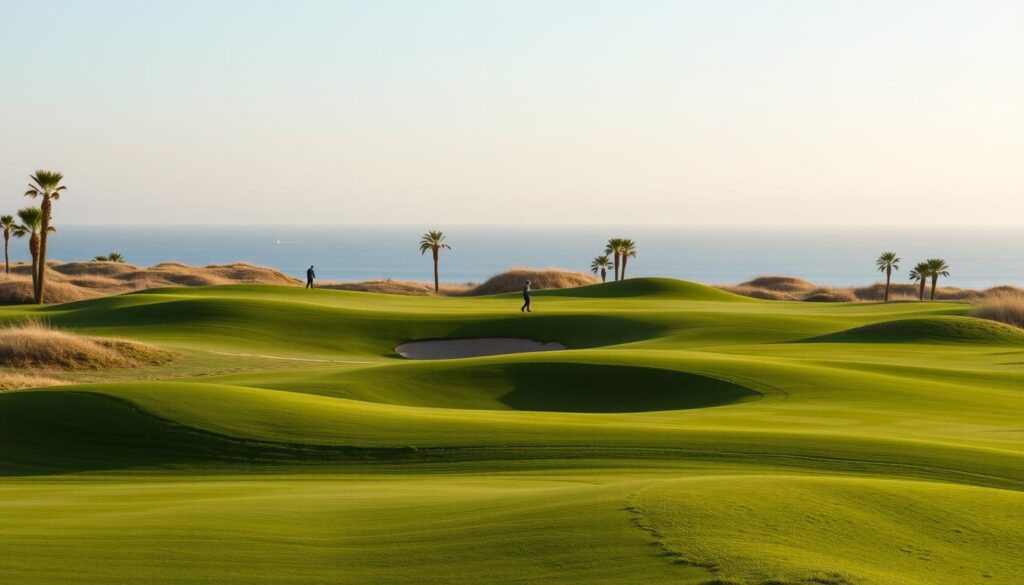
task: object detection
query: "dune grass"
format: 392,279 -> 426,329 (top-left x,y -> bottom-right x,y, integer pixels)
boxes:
973,289 -> 1024,329
0,277 -> 1021,584
719,274 -> 1022,302
0,321 -> 174,369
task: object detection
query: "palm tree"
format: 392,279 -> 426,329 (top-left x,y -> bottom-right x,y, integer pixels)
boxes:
1,215 -> 16,274
925,258 -> 950,301
94,252 -> 125,263
604,238 -> 623,281
909,261 -> 929,301
419,230 -> 450,294
24,170 -> 66,304
875,251 -> 900,302
15,207 -> 47,294
590,255 -> 612,283
619,239 -> 637,280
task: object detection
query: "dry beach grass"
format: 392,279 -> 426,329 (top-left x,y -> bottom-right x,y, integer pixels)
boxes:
718,274 -> 1020,305
972,289 -> 1024,329
0,261 -> 301,304
0,321 -> 174,369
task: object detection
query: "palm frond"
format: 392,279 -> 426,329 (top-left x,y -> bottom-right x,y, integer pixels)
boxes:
26,170 -> 66,199
875,251 -> 899,272
925,258 -> 950,277
419,230 -> 450,253
16,207 -> 44,231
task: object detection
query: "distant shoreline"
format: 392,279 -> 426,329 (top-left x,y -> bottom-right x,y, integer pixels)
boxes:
7,225 -> 1023,288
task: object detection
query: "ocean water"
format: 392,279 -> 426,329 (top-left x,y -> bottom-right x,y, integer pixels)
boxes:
10,225 -> 1024,288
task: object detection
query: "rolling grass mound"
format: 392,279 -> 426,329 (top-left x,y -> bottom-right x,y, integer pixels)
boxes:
631,475 -> 1024,585
542,277 -> 747,301
1,280 -> 1023,583
323,267 -> 596,296
0,322 -> 174,369
291,362 -> 761,412
429,363 -> 760,412
807,316 -> 1024,345
321,279 -> 473,295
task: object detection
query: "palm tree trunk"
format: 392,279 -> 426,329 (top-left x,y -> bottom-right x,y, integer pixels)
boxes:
432,248 -> 439,294
621,256 -> 627,280
614,252 -> 620,281
884,268 -> 891,302
601,268 -> 606,283
930,276 -> 937,300
29,234 -> 39,295
919,280 -> 925,301
36,196 -> 51,304
3,232 -> 8,274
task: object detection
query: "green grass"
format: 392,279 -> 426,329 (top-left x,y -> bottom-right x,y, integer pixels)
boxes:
0,278 -> 1022,584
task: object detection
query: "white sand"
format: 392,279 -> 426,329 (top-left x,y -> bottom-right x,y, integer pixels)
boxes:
395,338 -> 566,360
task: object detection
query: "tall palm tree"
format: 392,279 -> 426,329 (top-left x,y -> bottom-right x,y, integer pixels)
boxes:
604,238 -> 623,281
590,255 -> 612,283
419,230 -> 450,294
875,251 -> 900,302
0,215 -> 16,274
14,207 -> 47,295
925,258 -> 950,301
24,170 -> 66,304
909,261 -> 929,301
619,239 -> 637,280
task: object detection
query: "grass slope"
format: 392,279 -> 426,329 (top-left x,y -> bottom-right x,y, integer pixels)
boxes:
0,277 -> 1021,584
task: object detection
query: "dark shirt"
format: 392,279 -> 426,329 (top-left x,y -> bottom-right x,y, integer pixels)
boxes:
307,268 -> 315,280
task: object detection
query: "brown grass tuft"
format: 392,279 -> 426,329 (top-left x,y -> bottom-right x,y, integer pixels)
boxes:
0,371 -> 64,391
716,285 -> 796,300
0,322 -> 175,369
738,275 -> 818,294
803,287 -> 858,302
972,290 -> 1024,329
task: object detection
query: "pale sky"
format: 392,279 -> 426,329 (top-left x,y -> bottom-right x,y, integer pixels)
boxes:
1,0 -> 1021,225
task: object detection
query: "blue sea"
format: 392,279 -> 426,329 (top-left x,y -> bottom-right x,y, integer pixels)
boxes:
12,225 -> 1024,289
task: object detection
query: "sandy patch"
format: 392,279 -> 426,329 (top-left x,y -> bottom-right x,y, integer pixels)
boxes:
395,338 -> 566,360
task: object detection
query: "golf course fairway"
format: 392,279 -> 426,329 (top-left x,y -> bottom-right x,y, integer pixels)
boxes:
1,278 -> 1022,584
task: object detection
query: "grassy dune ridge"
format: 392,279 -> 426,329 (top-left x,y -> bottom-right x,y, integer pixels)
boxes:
0,277 -> 1022,584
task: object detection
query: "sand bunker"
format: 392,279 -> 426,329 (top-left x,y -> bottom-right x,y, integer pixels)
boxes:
395,338 -> 566,360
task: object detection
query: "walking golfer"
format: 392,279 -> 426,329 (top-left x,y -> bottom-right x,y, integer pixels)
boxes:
306,265 -> 316,289
520,280 -> 531,312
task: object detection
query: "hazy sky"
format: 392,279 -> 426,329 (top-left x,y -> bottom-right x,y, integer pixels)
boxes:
1,0 -> 1021,225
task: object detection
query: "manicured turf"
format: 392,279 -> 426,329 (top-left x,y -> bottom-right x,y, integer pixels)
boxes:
0,279 -> 1022,584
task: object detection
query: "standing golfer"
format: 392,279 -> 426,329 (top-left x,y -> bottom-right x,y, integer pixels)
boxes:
520,280 -> 531,312
306,265 -> 316,289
